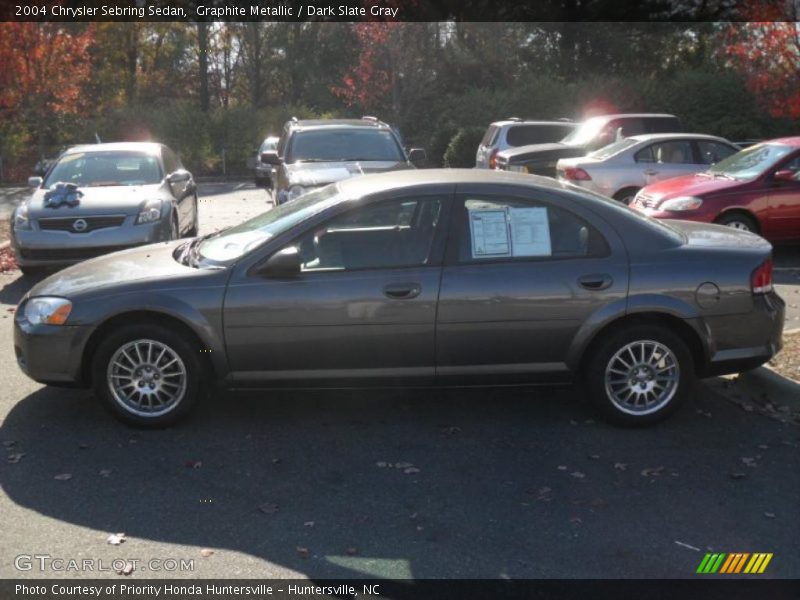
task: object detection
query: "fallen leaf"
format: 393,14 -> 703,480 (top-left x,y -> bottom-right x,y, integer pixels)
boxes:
303,521 -> 315,528
116,562 -> 134,576
569,516 -> 582,524
296,546 -> 309,559
258,502 -> 279,514
185,460 -> 202,469
614,462 -> 627,471
570,471 -> 585,479
557,465 -> 568,471
640,467 -> 664,477
7,453 -> 25,464
757,445 -> 769,450
764,512 -> 775,519
535,487 -> 552,501
200,548 -> 214,557
730,472 -> 746,480
98,469 -> 112,477
2,440 -> 16,448
404,467 -> 421,474
741,457 -> 758,467
588,454 -> 600,460
395,462 -> 413,469
78,443 -> 89,450
54,473 -> 72,481
107,533 -> 126,546
272,458 -> 281,464
376,462 -> 388,468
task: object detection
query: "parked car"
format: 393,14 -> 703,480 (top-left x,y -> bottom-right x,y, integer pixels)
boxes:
475,119 -> 576,169
14,169 -> 783,428
630,137 -> 800,240
267,117 -> 426,205
557,133 -> 740,204
254,135 -> 279,188
496,113 -> 682,177
10,142 -> 198,275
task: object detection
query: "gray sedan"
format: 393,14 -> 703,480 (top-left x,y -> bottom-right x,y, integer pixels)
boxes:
10,142 -> 199,274
13,170 -> 784,427
556,134 -> 740,204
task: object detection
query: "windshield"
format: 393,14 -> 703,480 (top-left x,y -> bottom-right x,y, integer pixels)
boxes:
587,137 -> 639,159
560,117 -> 608,147
197,185 -> 343,264
287,128 -> 404,163
44,151 -> 162,187
260,138 -> 278,152
706,143 -> 794,180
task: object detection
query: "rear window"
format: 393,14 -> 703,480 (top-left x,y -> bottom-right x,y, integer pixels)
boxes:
481,125 -> 501,147
645,117 -> 682,134
286,128 -> 404,163
506,124 -> 574,147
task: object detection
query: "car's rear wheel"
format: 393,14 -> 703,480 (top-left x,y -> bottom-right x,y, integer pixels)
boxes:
585,325 -> 693,425
613,187 -> 640,205
91,324 -> 202,427
715,212 -> 758,233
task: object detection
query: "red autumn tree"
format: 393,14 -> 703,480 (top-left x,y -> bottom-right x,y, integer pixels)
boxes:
723,3 -> 800,119
0,23 -> 94,150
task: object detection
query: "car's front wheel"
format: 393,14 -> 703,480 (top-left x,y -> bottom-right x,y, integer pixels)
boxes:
91,324 -> 202,427
585,325 -> 693,425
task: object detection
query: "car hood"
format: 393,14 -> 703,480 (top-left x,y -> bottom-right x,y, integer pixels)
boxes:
25,184 -> 163,219
286,160 -> 412,187
639,173 -> 745,201
499,143 -> 585,164
28,240 -> 195,298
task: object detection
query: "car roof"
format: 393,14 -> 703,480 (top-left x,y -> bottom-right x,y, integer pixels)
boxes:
289,119 -> 392,131
584,113 -> 678,121
64,142 -> 163,155
491,120 -> 574,127
336,168 -> 568,198
766,136 -> 800,147
627,133 -> 731,143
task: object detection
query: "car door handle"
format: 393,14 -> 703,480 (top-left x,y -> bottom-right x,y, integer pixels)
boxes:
578,274 -> 613,291
383,283 -> 421,299
644,170 -> 659,176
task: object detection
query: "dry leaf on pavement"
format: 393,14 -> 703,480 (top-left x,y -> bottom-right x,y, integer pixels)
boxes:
54,473 -> 72,481
258,502 -> 279,514
200,548 -> 214,557
107,533 -> 126,546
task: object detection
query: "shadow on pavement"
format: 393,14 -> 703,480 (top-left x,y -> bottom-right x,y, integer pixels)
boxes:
1,382 -> 798,579
0,272 -> 45,306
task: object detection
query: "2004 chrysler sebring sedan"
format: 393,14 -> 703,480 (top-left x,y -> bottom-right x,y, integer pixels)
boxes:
14,170 -> 784,427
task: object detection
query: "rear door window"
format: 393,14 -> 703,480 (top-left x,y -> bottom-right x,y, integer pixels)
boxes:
644,117 -> 681,134
506,125 -> 572,147
697,141 -> 738,165
481,126 -> 500,147
637,141 -> 694,164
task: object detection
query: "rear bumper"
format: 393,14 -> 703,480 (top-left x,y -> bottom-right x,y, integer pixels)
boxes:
701,292 -> 785,377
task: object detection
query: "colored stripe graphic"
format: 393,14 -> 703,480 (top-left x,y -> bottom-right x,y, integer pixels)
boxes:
700,553 -> 773,574
697,553 -> 727,573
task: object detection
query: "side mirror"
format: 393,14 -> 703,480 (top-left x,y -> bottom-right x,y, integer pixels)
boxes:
261,150 -> 280,165
168,170 -> 191,184
773,169 -> 797,184
28,176 -> 43,188
256,246 -> 302,278
408,148 -> 426,164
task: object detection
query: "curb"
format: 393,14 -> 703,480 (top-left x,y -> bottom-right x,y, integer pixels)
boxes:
0,240 -> 9,250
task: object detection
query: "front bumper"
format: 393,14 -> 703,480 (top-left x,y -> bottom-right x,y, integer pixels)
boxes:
10,217 -> 171,267
14,312 -> 93,386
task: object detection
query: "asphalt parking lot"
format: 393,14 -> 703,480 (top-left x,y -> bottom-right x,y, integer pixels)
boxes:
0,182 -> 798,580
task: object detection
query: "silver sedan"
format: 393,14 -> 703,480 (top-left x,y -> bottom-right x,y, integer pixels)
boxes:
556,134 -> 740,204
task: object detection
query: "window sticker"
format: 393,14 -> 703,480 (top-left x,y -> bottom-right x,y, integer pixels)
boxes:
509,207 -> 551,256
469,209 -> 510,258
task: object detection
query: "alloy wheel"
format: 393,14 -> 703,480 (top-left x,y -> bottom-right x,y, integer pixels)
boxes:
106,339 -> 187,417
604,340 -> 680,415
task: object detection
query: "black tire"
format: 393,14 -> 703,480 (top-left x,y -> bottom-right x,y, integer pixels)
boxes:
613,187 -> 640,205
584,324 -> 694,426
715,212 -> 758,233
91,323 -> 204,428
185,196 -> 199,237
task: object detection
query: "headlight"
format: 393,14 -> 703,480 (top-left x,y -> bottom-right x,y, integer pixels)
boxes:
287,185 -> 307,201
136,198 -> 164,224
659,196 -> 703,211
13,201 -> 31,230
23,297 -> 72,325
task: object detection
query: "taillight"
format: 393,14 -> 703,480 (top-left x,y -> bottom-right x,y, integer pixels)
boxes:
562,167 -> 592,181
751,258 -> 773,294
489,148 -> 499,170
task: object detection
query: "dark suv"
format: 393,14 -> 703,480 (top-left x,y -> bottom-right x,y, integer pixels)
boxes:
265,117 -> 425,205
496,113 -> 682,177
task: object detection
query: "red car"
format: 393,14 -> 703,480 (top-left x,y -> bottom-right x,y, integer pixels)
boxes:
630,137 -> 800,241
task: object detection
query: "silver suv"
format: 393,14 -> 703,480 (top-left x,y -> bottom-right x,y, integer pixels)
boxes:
475,119 -> 575,169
